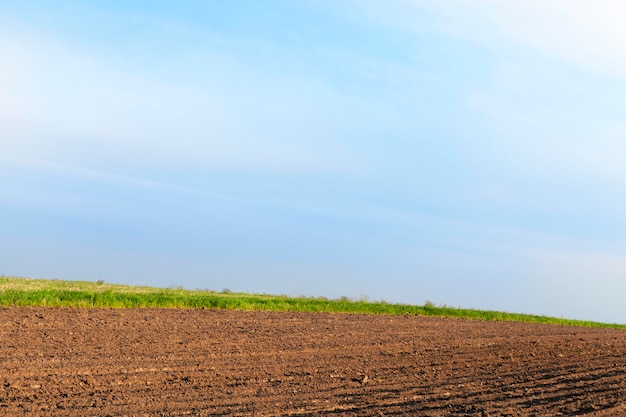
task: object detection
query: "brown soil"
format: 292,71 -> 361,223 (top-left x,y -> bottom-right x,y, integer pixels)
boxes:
1,307 -> 626,416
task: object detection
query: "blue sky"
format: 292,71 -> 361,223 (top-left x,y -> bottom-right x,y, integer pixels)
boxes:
3,1 -> 626,323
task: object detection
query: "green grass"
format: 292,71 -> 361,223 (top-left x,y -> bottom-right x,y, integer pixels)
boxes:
1,276 -> 624,329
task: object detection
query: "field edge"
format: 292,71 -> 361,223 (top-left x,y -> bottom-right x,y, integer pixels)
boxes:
1,275 -> 624,329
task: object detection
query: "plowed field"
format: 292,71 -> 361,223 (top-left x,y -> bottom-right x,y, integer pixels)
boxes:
1,307 -> 626,416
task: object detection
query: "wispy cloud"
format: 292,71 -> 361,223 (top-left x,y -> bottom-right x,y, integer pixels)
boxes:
0,27 -> 364,175
0,154 -> 197,192
395,0 -> 626,79
370,1 -> 626,186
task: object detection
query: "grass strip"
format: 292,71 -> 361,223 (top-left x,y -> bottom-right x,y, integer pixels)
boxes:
1,276 -> 624,329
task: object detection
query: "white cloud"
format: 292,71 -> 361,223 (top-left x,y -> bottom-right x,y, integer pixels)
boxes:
372,1 -> 626,187
397,0 -> 626,79
0,29 -> 364,175
464,61 -> 626,183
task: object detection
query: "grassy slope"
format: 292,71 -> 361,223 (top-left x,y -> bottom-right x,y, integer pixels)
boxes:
1,276 -> 624,329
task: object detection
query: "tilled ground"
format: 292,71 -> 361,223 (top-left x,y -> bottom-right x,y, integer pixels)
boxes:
1,307 -> 626,416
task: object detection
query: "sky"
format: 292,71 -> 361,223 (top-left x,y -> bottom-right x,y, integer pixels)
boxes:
2,1 -> 626,323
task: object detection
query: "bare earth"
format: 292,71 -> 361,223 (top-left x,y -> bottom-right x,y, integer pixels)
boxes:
1,307 -> 626,416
